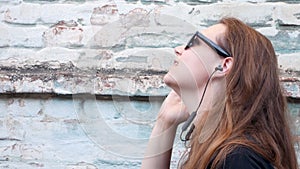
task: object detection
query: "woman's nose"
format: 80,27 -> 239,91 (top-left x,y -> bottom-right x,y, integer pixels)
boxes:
174,46 -> 185,56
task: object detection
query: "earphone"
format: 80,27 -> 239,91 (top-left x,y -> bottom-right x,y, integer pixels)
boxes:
215,65 -> 223,71
180,64 -> 223,142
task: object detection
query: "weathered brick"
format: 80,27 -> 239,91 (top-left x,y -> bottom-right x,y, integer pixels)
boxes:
89,10 -> 196,50
114,48 -> 173,71
40,3 -> 98,25
43,20 -> 84,47
269,30 -> 300,54
0,0 -> 22,5
0,115 -> 25,141
0,23 -> 46,48
278,53 -> 300,71
274,3 -> 300,26
159,3 -> 275,27
90,4 -> 119,25
3,3 -> 41,25
65,162 -> 98,169
0,1 -> 300,169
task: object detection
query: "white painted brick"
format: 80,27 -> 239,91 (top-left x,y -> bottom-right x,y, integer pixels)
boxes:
114,48 -> 174,71
0,1 -> 300,168
43,20 -> 84,47
65,162 -> 98,169
159,2 -> 275,27
0,81 -> 15,94
0,0 -> 22,5
0,47 -> 171,72
278,52 -> 300,71
260,29 -> 300,54
114,1 -> 159,15
19,144 -> 43,160
274,3 -> 300,25
15,79 -> 48,93
81,25 -> 103,46
89,11 -> 196,49
0,48 -> 35,61
0,98 -> 41,118
0,115 -> 26,141
0,2 -> 299,98
0,23 -> 46,48
3,3 -> 41,25
40,2 -> 117,25
90,4 -> 119,25
37,47 -> 81,63
0,48 -> 79,67
40,4 -> 87,25
257,27 -> 279,37
1,1 -> 115,26
0,97 -> 150,168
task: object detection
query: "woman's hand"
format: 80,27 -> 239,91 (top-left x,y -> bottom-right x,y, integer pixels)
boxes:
157,90 -> 189,127
141,90 -> 189,169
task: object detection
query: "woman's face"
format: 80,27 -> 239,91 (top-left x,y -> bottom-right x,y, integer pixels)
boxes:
164,24 -> 227,94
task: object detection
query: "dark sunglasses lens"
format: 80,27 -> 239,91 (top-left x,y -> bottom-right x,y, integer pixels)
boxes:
185,32 -> 230,58
186,35 -> 198,49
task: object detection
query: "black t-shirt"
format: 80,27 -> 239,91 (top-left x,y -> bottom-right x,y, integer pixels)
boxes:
207,146 -> 274,169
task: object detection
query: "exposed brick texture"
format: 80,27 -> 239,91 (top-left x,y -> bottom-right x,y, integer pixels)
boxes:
0,0 -> 299,168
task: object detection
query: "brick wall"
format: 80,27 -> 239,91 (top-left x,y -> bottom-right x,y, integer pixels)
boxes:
0,0 -> 299,168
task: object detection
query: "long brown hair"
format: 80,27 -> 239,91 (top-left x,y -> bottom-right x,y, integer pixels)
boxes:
180,17 -> 298,169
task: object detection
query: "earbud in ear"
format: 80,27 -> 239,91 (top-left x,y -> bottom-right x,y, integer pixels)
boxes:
215,65 -> 223,71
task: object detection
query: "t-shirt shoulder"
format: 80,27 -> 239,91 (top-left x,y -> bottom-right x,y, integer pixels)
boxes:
220,146 -> 274,169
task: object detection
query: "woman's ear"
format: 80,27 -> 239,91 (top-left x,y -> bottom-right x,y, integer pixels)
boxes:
221,57 -> 233,75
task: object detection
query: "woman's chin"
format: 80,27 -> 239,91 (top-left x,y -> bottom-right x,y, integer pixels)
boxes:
163,73 -> 172,86
163,74 -> 179,90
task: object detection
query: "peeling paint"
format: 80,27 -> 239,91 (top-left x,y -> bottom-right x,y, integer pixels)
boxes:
0,1 -> 300,169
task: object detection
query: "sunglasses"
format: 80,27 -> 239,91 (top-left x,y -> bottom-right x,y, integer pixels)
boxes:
184,31 -> 231,58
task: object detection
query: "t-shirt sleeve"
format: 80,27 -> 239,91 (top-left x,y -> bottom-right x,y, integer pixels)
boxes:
218,147 -> 274,169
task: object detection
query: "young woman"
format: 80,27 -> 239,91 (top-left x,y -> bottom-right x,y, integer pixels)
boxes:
141,17 -> 298,169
